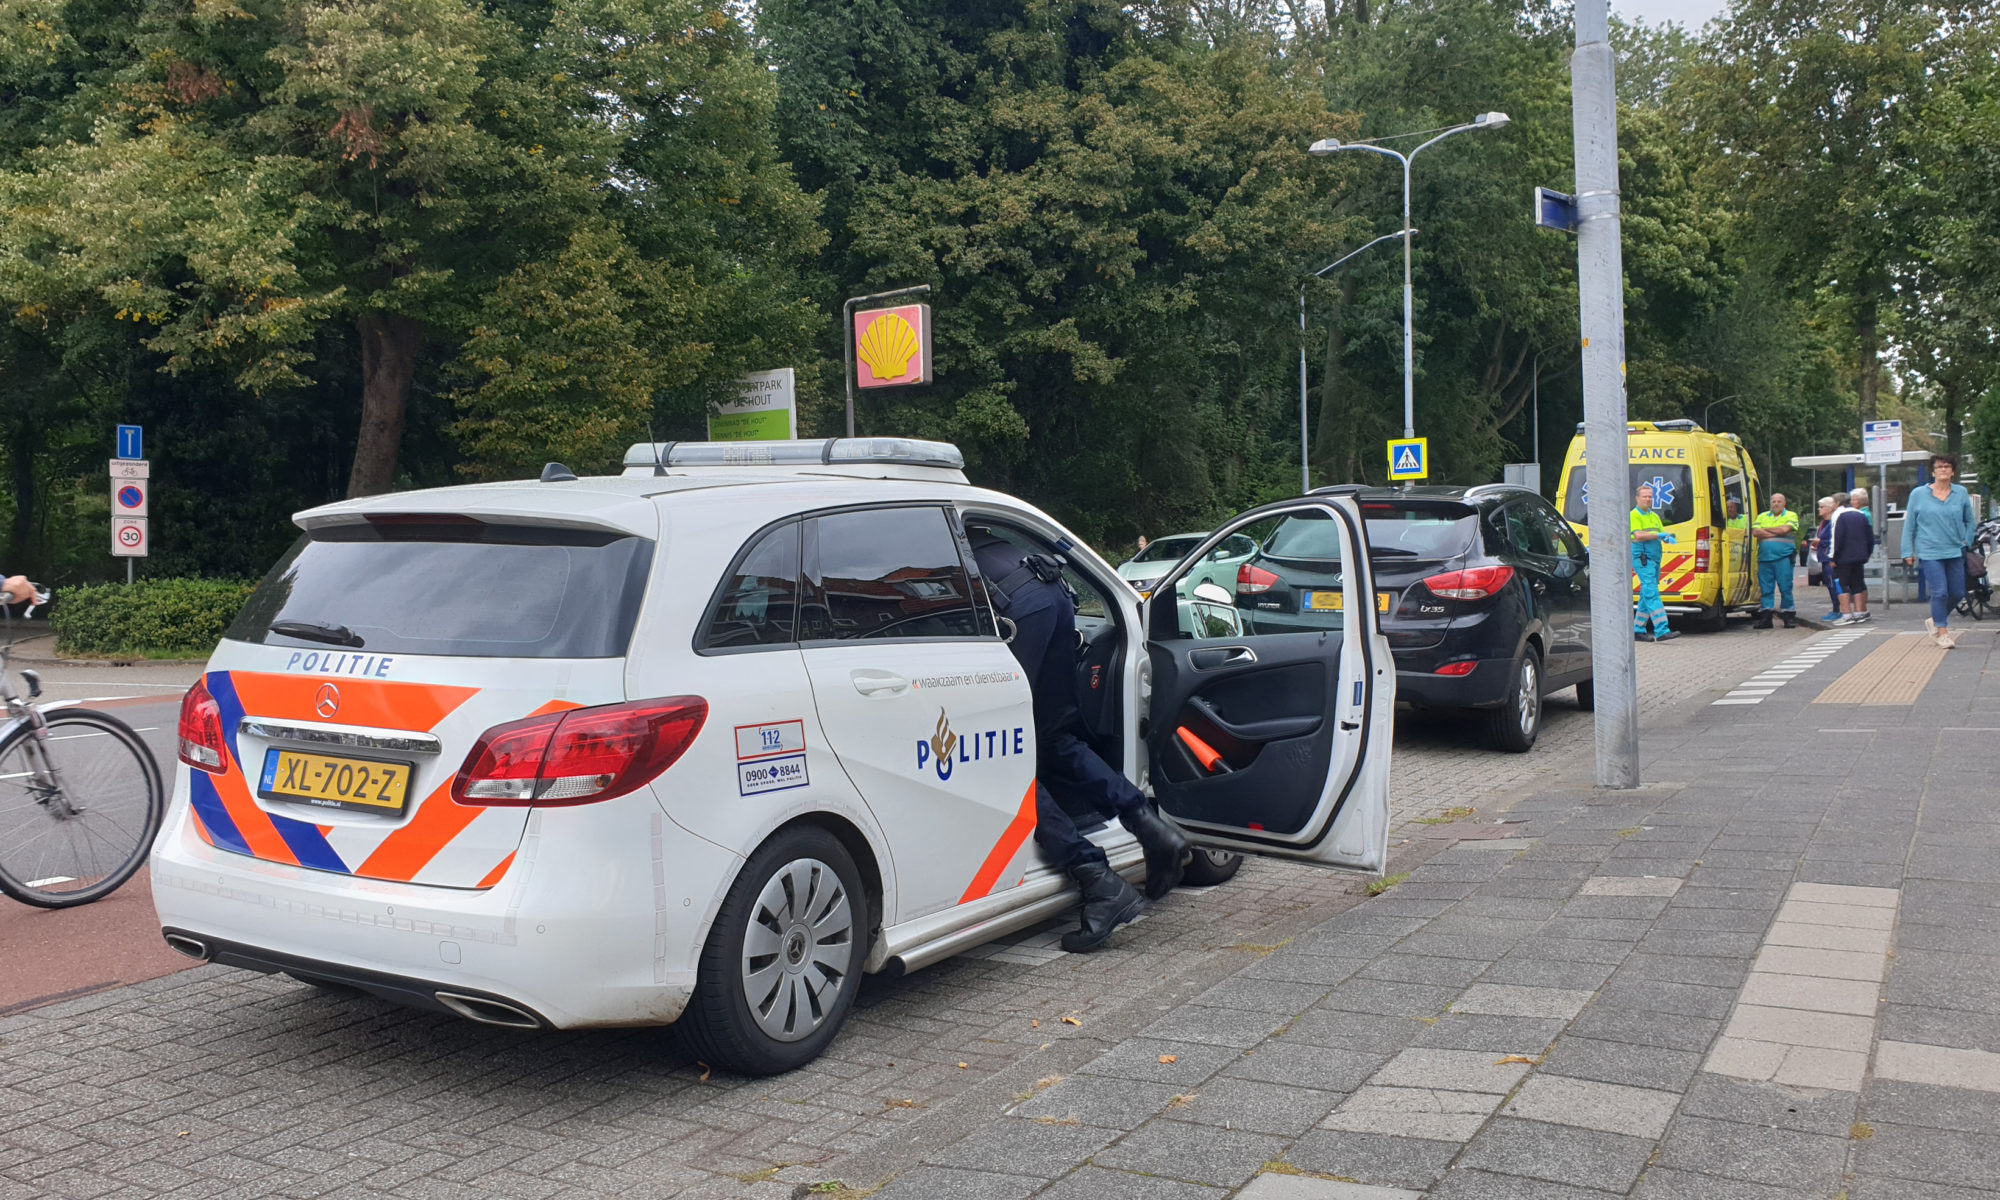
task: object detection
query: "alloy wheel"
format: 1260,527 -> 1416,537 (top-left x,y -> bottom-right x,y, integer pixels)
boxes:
1517,657 -> 1540,737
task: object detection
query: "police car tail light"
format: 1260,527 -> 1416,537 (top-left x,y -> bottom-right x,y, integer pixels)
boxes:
1694,526 -> 1711,572
1237,563 -> 1279,594
177,679 -> 227,775
1422,565 -> 1515,600
453,697 -> 708,807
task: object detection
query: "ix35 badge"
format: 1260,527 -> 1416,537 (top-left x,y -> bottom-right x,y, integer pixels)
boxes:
916,708 -> 1026,781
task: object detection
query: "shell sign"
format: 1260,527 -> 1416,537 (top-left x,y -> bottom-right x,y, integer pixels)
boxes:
854,303 -> 933,388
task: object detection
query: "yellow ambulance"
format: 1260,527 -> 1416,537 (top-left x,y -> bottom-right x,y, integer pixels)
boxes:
1555,419 -> 1764,631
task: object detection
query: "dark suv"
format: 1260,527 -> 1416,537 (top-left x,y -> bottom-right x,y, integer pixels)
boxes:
1233,485 -> 1591,751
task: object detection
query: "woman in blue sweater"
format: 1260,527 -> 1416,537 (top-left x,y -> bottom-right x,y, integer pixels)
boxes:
1900,453 -> 1979,648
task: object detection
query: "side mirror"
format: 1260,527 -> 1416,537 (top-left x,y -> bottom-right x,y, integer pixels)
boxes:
1191,582 -> 1233,606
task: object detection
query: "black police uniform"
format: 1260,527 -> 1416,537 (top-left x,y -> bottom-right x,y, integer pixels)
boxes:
968,534 -> 1187,948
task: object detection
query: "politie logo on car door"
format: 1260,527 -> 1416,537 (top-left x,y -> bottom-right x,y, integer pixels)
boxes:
735,720 -> 809,796
917,709 -> 1026,781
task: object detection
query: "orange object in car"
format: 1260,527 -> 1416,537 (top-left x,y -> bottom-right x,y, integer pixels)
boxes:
1176,726 -> 1226,773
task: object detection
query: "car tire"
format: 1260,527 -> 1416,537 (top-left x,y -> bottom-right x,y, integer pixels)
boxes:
1700,602 -> 1728,633
1487,647 -> 1543,754
1180,846 -> 1244,887
680,825 -> 868,1077
1574,677 -> 1595,712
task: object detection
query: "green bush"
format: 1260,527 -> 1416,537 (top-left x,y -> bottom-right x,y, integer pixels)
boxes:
49,578 -> 257,658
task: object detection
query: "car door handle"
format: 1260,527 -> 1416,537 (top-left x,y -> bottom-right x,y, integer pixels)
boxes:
1186,696 -> 1321,742
850,670 -> 910,697
1189,646 -> 1258,671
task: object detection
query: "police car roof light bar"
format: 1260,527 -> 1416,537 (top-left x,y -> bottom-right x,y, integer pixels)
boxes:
622,437 -> 964,471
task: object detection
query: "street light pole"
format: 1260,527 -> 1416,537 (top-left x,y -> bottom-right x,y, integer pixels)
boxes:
1572,0 -> 1638,788
842,284 -> 933,438
1310,113 -> 1509,445
1298,230 -> 1412,493
1702,394 -> 1738,431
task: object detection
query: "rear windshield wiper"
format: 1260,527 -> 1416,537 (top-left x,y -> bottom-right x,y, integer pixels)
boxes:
1366,547 -> 1421,556
269,619 -> 365,647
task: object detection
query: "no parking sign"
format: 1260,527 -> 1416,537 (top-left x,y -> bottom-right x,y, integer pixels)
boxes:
113,480 -> 148,518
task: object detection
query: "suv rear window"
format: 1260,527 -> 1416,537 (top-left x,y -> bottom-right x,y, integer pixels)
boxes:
227,521 -> 653,659
1359,502 -> 1479,558
1563,465 -> 1695,526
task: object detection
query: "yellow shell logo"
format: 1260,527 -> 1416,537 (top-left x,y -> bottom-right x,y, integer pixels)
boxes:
857,312 -> 921,381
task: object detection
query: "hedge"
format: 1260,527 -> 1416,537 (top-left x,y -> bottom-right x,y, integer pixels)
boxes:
49,578 -> 257,658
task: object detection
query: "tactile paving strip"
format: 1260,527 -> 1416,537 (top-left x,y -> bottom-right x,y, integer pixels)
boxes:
1812,633 -> 1946,705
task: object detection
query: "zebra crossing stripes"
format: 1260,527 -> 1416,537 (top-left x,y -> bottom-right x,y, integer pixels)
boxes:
1711,628 -> 1871,705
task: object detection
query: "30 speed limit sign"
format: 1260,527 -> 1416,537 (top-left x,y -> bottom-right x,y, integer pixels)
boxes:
111,516 -> 149,557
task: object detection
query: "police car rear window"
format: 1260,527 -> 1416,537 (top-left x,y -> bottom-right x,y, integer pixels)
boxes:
226,521 -> 653,659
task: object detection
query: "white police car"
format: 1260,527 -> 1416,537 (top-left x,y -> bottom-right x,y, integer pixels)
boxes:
154,438 -> 1394,1074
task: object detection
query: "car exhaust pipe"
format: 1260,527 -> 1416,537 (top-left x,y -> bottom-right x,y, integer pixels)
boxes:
163,933 -> 211,961
434,991 -> 543,1030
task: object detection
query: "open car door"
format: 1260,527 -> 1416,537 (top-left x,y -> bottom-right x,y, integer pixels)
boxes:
1140,495 -> 1394,873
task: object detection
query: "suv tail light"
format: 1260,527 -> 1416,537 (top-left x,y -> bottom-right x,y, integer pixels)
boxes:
178,678 -> 226,774
1422,565 -> 1516,601
1237,563 -> 1280,594
453,696 -> 708,807
1694,526 -> 1711,573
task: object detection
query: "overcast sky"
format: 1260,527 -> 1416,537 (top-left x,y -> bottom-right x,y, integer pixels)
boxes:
1615,0 -> 1732,29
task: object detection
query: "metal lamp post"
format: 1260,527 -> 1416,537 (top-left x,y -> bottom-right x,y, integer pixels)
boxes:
1308,113 -> 1510,445
1298,230 -> 1412,493
1701,394 -> 1738,431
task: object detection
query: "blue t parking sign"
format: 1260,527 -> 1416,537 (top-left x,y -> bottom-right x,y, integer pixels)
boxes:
116,424 -> 143,460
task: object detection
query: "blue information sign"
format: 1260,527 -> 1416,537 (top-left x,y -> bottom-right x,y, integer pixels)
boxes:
116,424 -> 143,460
1533,187 -> 1579,234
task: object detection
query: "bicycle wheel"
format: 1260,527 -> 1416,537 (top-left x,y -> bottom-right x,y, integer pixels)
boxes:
0,709 -> 164,908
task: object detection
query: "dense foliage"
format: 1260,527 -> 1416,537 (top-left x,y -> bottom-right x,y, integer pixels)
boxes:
1,0 -> 1992,578
49,577 -> 256,656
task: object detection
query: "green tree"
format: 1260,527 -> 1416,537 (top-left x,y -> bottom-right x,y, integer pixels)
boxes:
0,0 -> 820,506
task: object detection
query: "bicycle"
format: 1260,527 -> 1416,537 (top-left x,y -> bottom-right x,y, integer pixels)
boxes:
1954,520 -> 1998,622
0,584 -> 165,907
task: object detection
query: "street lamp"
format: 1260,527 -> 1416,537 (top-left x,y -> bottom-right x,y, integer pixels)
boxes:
1309,113 -> 1510,445
1701,394 -> 1737,431
1298,230 -> 1412,493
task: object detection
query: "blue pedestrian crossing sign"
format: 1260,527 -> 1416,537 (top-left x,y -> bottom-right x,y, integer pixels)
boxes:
1387,437 -> 1428,481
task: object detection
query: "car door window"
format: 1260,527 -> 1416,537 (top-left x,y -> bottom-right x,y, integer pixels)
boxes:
1193,511 -> 1344,639
1531,504 -> 1586,577
699,521 -> 801,650
1502,503 -> 1557,558
803,507 -> 981,641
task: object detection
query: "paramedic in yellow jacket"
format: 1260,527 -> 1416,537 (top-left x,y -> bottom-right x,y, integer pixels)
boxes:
1631,484 -> 1679,642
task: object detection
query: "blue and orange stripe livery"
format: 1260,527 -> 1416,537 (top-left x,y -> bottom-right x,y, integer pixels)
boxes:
184,670 -> 533,887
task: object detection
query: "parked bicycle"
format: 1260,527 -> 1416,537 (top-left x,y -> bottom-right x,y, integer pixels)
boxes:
0,584 -> 165,907
1956,517 -> 1998,622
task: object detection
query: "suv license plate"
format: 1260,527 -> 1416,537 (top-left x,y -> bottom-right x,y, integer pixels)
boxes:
1305,591 -> 1390,613
259,748 -> 412,814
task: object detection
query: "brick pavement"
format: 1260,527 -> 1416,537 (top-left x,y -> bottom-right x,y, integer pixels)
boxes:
0,624 -> 1823,1200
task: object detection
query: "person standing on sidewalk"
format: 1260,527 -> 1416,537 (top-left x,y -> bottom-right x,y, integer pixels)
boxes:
1753,493 -> 1800,628
1811,496 -> 1840,621
1901,453 -> 1978,648
1828,492 -> 1874,624
1630,484 -> 1678,642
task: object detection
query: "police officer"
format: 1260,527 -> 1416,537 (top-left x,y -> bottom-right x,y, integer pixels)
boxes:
1752,492 -> 1799,628
967,527 -> 1190,952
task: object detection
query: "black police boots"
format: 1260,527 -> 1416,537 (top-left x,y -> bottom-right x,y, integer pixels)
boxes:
1061,861 -> 1146,952
1781,610 -> 1797,629
1754,609 -> 1774,630
1123,806 -> 1191,899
